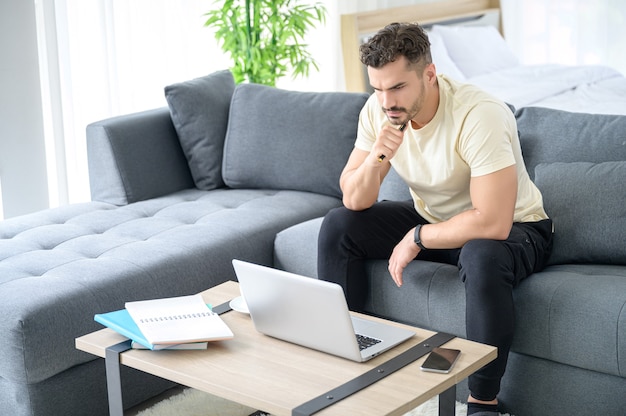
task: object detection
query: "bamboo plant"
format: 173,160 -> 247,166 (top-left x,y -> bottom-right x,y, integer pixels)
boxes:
204,0 -> 327,86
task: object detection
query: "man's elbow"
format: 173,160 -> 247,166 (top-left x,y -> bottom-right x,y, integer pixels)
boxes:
342,196 -> 374,212
490,220 -> 514,241
475,211 -> 513,240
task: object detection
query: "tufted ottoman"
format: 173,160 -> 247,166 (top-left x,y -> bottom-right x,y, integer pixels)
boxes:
0,187 -> 340,416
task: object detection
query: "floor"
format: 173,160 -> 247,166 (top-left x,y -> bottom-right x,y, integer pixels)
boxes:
125,385 -> 186,415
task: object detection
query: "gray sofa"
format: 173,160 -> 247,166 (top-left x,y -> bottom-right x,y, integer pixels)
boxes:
0,69 -> 624,416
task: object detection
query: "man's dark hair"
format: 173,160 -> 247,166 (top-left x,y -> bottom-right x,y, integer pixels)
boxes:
360,22 -> 432,71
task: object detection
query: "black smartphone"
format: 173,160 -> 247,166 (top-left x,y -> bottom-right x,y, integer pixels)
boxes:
420,347 -> 461,373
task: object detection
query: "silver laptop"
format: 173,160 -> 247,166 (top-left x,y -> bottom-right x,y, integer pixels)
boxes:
232,259 -> 415,362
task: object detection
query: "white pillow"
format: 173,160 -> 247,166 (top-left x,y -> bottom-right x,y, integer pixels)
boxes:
431,25 -> 520,78
427,30 -> 466,81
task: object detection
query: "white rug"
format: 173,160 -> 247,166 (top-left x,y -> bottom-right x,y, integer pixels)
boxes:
136,387 -> 512,416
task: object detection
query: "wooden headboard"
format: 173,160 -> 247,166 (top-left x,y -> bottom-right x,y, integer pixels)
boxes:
340,0 -> 502,92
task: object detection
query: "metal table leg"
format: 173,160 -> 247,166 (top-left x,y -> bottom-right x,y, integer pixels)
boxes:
105,340 -> 132,416
439,385 -> 457,416
102,300 -> 232,416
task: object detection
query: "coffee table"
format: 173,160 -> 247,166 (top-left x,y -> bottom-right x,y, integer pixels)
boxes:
76,281 -> 496,416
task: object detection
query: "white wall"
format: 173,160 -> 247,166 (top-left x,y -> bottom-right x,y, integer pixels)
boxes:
0,0 -> 49,219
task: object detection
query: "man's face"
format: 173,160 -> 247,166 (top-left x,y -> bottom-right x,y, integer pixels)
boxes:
367,56 -> 429,127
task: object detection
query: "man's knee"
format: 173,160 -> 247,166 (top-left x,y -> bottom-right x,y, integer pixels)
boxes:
458,239 -> 512,286
320,207 -> 348,241
321,206 -> 348,228
319,207 -> 360,252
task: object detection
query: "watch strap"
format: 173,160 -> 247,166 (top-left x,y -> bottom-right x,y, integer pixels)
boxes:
414,224 -> 427,250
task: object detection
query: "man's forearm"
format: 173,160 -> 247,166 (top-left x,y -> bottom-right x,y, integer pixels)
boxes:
340,165 -> 383,210
340,149 -> 391,211
421,165 -> 517,249
420,208 -> 513,250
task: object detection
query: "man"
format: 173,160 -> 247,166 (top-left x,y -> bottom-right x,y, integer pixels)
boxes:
318,23 -> 553,415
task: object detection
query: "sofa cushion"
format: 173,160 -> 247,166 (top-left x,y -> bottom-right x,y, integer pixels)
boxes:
535,161 -> 626,265
222,83 -> 369,198
274,217 -> 323,278
164,70 -> 235,190
378,167 -> 412,202
0,188 -> 341,385
513,264 -> 626,378
515,106 -> 626,180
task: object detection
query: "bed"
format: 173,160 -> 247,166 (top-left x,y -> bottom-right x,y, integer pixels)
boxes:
340,0 -> 626,115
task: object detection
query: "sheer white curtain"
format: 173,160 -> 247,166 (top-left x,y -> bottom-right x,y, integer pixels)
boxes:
502,0 -> 626,75
38,0 -> 339,206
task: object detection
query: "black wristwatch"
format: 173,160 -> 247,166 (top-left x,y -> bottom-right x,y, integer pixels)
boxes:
414,224 -> 427,250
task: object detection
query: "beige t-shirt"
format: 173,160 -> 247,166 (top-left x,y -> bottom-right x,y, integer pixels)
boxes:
355,75 -> 548,224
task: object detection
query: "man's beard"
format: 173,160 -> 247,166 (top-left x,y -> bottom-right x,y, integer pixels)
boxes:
383,87 -> 425,127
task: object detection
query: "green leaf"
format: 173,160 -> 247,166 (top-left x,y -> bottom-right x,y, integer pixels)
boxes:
203,0 -> 326,84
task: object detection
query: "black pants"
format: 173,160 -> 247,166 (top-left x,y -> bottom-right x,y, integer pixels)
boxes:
317,200 -> 553,401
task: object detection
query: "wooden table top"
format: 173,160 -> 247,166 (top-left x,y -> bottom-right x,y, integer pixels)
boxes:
76,281 -> 496,416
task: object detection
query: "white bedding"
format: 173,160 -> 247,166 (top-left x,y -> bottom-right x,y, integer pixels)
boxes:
466,64 -> 626,115
429,24 -> 626,115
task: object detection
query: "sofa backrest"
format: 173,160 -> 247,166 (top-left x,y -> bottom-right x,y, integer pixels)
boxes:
515,106 -> 626,180
89,71 -> 369,205
87,107 -> 195,205
165,70 -> 235,191
222,83 -> 369,198
516,107 -> 626,266
378,167 -> 412,202
165,71 -> 369,199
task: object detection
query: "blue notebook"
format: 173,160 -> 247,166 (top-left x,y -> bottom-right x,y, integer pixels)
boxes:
95,309 -> 156,349
94,309 -> 208,350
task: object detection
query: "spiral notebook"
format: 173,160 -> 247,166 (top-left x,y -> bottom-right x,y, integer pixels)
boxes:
125,293 -> 234,346
94,308 -> 208,350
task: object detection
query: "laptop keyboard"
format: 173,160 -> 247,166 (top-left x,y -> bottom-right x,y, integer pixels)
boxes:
356,334 -> 382,351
